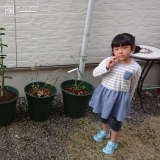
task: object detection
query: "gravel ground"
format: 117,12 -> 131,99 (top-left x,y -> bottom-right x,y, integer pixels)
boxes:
0,89 -> 159,160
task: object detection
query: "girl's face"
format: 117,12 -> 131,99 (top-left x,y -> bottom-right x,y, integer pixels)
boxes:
112,45 -> 135,63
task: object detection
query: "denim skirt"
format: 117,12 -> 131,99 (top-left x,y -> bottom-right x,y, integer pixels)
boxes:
89,84 -> 130,122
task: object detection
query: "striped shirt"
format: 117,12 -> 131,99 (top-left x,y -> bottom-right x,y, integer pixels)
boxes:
93,56 -> 141,100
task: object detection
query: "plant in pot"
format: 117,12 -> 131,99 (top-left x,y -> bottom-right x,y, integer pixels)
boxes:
60,54 -> 94,118
0,28 -> 19,126
24,63 -> 61,121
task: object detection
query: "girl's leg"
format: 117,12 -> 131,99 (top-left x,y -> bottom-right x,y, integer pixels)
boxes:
102,129 -> 119,155
102,123 -> 109,133
108,115 -> 121,142
93,118 -> 110,142
100,116 -> 109,132
110,130 -> 120,142
102,116 -> 121,154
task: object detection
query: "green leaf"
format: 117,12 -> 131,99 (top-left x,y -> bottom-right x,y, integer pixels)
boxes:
2,65 -> 7,71
2,44 -> 8,47
4,76 -> 12,79
0,28 -> 5,31
0,38 -> 2,42
0,33 -> 5,35
0,56 -> 5,59
82,58 -> 87,62
0,55 -> 7,59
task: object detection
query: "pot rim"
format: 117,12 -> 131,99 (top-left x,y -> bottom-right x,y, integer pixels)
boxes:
0,85 -> 19,104
24,82 -> 57,99
60,79 -> 94,97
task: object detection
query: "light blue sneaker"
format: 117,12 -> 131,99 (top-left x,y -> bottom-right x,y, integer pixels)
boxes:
93,129 -> 110,142
102,140 -> 118,155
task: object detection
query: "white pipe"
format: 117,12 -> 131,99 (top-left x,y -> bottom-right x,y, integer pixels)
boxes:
78,0 -> 96,80
68,68 -> 78,73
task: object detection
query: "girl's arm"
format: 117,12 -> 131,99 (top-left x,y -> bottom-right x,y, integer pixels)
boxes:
130,68 -> 141,100
93,57 -> 112,77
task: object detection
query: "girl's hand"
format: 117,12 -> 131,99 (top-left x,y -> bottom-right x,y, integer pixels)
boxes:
106,57 -> 116,69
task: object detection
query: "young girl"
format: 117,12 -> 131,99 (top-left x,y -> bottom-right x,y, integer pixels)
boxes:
89,33 -> 141,155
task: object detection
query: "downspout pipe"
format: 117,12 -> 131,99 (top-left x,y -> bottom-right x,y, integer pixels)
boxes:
78,0 -> 96,80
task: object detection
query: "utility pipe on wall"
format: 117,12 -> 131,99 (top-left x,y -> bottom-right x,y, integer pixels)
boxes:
78,0 -> 96,80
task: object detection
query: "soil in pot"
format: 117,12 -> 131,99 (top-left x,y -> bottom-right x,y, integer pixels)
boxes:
28,88 -> 53,97
0,90 -> 17,102
64,86 -> 90,95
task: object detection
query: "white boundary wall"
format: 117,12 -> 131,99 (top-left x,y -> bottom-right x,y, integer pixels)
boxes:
0,0 -> 160,67
5,63 -> 160,96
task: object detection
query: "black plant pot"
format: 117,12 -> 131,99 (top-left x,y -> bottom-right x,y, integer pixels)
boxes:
60,80 -> 94,118
0,86 -> 19,126
24,82 -> 57,121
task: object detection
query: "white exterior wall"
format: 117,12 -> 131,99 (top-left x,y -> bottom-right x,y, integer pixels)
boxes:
88,0 -> 160,63
0,0 -> 160,96
0,0 -> 160,67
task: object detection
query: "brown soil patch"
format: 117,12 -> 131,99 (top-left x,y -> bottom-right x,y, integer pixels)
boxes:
64,86 -> 90,95
28,88 -> 53,97
0,90 -> 17,102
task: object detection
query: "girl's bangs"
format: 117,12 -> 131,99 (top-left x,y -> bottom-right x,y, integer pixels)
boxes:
111,34 -> 134,48
112,36 -> 130,48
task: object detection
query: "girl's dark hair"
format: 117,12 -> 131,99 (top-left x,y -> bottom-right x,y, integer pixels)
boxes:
111,33 -> 141,55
